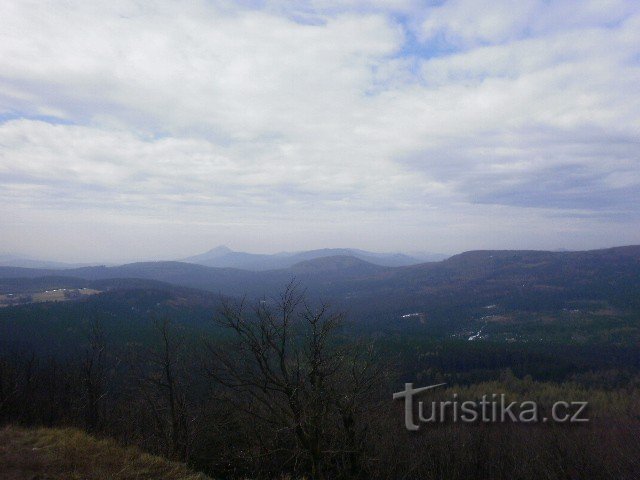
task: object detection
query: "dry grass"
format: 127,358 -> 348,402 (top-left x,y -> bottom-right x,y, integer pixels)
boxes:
0,425 -> 212,480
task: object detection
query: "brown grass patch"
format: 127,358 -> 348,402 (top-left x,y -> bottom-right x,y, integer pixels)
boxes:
0,426 -> 212,480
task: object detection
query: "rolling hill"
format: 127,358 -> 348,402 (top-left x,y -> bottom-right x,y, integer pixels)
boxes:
181,245 -> 442,269
1,246 -> 638,323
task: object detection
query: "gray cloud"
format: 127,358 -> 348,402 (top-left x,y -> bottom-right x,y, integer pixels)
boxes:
0,0 -> 639,262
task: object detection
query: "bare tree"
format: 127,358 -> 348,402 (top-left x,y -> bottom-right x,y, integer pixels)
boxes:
205,281 -> 384,480
131,316 -> 194,461
80,318 -> 106,432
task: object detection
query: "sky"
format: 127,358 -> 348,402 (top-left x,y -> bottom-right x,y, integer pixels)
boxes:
1,0 -> 639,263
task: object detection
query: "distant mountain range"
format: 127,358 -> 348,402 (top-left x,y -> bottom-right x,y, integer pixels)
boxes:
0,254 -> 97,270
0,254 -> 389,299
181,246 -> 447,270
1,246 -> 639,320
0,247 -> 446,271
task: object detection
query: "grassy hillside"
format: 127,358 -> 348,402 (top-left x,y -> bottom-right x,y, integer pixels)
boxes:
0,426 -> 211,480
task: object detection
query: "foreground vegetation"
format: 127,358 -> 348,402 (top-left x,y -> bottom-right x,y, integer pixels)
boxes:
0,426 -> 211,480
1,277 -> 639,479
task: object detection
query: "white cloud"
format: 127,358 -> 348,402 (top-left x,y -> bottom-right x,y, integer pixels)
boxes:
0,0 -> 639,260
420,0 -> 636,46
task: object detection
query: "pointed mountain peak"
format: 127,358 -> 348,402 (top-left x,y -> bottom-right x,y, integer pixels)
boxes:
183,245 -> 234,263
205,245 -> 233,255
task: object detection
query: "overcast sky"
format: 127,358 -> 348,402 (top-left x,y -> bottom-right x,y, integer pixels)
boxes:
1,0 -> 639,262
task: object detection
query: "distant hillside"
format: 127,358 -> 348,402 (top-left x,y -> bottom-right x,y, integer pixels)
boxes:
0,256 -> 387,298
0,426 -> 210,480
0,262 -> 273,297
1,246 -> 639,323
2,245 -> 640,362
363,245 -> 640,313
289,254 -> 389,275
182,245 -> 439,270
0,254 -> 96,269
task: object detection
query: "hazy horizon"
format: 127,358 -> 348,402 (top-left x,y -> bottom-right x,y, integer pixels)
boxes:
2,1 -> 639,263
2,241 -> 639,266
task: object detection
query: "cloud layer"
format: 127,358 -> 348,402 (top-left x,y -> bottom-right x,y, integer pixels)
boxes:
1,0 -> 639,261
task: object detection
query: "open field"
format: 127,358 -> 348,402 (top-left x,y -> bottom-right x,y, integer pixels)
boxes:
0,288 -> 101,307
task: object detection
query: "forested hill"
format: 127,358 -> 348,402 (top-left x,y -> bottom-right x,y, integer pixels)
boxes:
1,246 -> 638,304
0,246 -> 640,315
